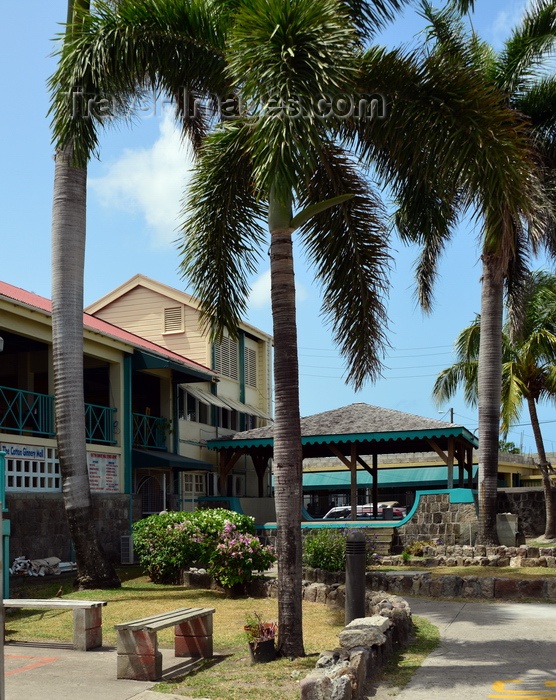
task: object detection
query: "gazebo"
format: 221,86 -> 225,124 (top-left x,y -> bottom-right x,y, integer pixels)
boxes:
207,403 -> 478,519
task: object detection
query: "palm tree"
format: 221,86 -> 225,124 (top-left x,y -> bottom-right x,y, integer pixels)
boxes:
50,0 -> 121,589
434,271 -> 556,539
50,0 -> 545,651
49,0 -> 229,589
367,1 -> 556,543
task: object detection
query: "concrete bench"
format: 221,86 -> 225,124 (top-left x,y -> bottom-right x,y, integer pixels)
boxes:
115,606 -> 215,681
3,598 -> 107,650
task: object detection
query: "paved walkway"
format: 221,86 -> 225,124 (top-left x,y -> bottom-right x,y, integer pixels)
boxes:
4,643 -> 211,700
370,597 -> 556,700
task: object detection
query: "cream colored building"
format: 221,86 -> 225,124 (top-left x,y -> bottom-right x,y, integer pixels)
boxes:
86,275 -> 274,504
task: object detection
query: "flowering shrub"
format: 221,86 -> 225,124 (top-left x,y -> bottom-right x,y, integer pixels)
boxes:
132,509 -> 264,585
132,511 -> 203,584
207,521 -> 276,589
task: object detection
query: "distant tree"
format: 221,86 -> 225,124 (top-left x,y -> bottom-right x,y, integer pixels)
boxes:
434,271 -> 556,538
392,1 -> 556,543
499,441 -> 521,455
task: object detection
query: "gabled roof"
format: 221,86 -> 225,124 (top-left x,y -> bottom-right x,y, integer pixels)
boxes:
85,274 -> 274,343
0,280 -> 214,380
208,402 -> 478,456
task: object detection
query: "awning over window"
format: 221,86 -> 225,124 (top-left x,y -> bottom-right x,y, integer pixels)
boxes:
132,449 -> 213,471
217,395 -> 273,421
133,350 -> 213,383
184,385 -> 231,410
300,465 -> 478,490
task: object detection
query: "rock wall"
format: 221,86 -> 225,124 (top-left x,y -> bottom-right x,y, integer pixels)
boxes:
6,492 -> 141,564
400,493 -> 478,545
497,488 -> 551,537
300,599 -> 412,700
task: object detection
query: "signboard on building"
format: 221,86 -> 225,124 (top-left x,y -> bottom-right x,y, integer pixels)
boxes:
87,453 -> 120,493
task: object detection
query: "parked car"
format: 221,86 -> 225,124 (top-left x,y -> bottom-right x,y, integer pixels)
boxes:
322,502 -> 406,520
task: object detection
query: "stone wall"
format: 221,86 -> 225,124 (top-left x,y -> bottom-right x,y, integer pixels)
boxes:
399,493 -> 478,546
497,488 -> 551,537
6,492 -> 141,564
300,596 -> 412,700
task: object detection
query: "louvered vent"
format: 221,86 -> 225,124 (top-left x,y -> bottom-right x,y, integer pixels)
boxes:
245,347 -> 257,387
164,306 -> 183,333
214,337 -> 239,380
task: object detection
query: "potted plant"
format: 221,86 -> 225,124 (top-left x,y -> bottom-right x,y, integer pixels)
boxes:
243,611 -> 277,663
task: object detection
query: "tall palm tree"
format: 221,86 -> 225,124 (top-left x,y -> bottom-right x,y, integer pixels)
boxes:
366,0 -> 556,543
50,0 -> 121,589
49,0 -> 229,589
433,271 -> 556,539
50,0 -> 543,652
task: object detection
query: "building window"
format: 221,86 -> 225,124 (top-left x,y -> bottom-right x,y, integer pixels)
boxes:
214,337 -> 239,380
163,306 -> 183,333
179,388 -> 212,425
244,413 -> 259,430
245,346 -> 257,387
217,407 -> 239,431
5,446 -> 61,492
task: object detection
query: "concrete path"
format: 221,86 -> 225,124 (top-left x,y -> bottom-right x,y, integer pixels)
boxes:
4,642 -> 212,700
370,597 -> 556,699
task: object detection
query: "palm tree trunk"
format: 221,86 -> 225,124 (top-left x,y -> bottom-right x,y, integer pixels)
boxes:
50,0 -> 119,589
51,145 -> 121,589
269,189 -> 305,658
526,396 -> 555,539
477,254 -> 503,544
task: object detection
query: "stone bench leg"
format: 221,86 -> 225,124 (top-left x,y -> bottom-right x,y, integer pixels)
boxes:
174,614 -> 213,658
73,608 -> 103,651
116,629 -> 162,681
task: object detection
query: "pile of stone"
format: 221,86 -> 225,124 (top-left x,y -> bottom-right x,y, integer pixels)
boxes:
380,544 -> 556,568
300,594 -> 412,700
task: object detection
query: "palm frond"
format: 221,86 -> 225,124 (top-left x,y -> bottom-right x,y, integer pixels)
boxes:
227,0 -> 357,198
177,122 -> 266,340
496,0 -> 556,95
432,362 -> 478,407
356,46 -> 540,240
297,143 -> 390,390
342,0 -> 411,40
49,0 -> 227,164
500,361 -> 527,435
394,171 -> 461,312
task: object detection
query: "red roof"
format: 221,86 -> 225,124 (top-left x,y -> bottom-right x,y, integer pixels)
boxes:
0,280 -> 214,377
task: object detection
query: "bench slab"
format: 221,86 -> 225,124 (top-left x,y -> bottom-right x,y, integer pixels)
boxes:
4,598 -> 107,651
115,607 -> 215,681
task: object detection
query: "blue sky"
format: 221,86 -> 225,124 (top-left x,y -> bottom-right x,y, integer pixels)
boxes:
2,0 -> 555,454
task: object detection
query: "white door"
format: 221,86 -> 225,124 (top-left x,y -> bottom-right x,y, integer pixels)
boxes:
180,472 -> 206,511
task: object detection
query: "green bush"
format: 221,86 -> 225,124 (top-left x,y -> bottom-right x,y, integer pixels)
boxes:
132,509 -> 260,584
132,511 -> 203,584
303,528 -> 381,572
302,529 -> 346,572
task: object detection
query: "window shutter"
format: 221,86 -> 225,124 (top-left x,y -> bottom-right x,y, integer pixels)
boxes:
164,307 -> 183,333
245,347 -> 257,387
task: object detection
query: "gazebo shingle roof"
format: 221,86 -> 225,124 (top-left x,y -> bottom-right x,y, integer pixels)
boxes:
220,402 -> 458,441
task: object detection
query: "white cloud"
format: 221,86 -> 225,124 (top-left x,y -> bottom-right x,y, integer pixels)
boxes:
491,1 -> 531,47
89,113 -> 194,248
249,269 -> 272,309
248,268 -> 308,311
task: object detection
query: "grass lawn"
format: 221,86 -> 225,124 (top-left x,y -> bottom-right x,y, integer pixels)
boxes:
372,564 -> 556,578
5,567 -> 436,699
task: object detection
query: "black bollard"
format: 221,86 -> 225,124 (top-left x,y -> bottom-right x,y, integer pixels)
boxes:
345,530 -> 366,625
